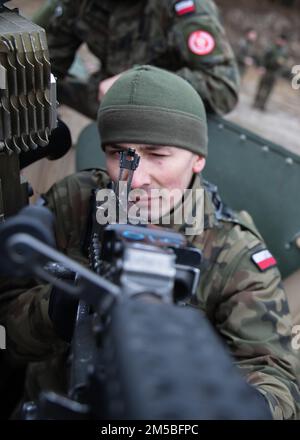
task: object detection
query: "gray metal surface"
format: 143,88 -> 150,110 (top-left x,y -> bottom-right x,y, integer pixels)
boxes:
204,115 -> 300,278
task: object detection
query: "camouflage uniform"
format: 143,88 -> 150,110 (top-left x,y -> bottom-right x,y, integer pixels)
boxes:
236,37 -> 257,77
0,170 -> 299,419
253,43 -> 288,110
46,0 -> 239,117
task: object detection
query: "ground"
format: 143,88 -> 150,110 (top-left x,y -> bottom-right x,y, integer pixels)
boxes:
6,0 -> 300,200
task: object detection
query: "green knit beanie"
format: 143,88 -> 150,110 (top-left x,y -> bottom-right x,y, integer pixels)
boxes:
97,65 -> 208,157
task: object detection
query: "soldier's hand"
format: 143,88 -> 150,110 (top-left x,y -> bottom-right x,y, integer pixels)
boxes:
98,73 -> 123,100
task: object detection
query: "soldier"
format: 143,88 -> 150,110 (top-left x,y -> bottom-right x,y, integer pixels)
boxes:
236,27 -> 258,77
0,66 -> 300,419
253,34 -> 289,111
44,0 -> 239,118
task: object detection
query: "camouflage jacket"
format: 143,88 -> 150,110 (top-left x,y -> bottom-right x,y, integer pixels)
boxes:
261,44 -> 289,76
0,170 -> 299,419
46,0 -> 239,114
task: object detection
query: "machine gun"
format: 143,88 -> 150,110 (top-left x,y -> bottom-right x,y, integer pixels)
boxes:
0,148 -> 271,419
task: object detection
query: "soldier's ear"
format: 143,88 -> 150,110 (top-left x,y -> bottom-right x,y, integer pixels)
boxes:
192,155 -> 206,174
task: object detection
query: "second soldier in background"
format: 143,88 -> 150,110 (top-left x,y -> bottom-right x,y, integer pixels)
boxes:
253,33 -> 289,111
43,0 -> 239,118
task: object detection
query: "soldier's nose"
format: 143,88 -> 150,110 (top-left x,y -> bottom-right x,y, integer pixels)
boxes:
130,161 -> 151,190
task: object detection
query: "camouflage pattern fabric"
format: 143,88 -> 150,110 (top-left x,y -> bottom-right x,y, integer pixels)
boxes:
46,0 -> 239,117
0,170 -> 299,419
260,44 -> 289,75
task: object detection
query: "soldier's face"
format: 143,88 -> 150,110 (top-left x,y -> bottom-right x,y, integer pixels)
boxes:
105,143 -> 205,221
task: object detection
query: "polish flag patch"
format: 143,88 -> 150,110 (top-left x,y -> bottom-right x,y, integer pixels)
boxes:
188,30 -> 216,56
251,249 -> 277,271
175,0 -> 196,16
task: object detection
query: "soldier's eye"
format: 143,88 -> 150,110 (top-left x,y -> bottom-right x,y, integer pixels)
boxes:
150,152 -> 168,157
107,150 -> 122,156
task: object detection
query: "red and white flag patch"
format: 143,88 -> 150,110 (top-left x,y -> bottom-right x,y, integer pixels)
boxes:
188,30 -> 215,56
175,0 -> 196,16
251,249 -> 277,271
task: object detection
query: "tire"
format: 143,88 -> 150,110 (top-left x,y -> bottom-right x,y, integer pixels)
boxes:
90,299 -> 271,420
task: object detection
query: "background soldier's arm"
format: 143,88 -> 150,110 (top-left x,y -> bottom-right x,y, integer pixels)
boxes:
167,0 -> 239,114
46,0 -> 83,79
